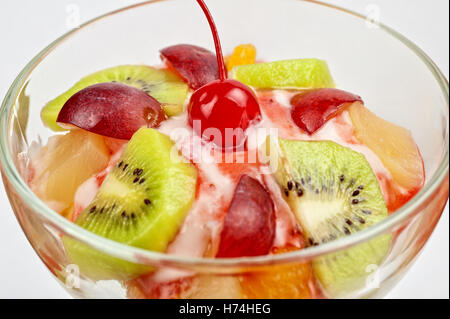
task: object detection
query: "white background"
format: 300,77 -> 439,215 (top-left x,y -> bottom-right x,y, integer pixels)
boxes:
0,0 -> 448,299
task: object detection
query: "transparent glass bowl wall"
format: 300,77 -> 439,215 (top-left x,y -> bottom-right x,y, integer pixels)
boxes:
0,0 -> 448,298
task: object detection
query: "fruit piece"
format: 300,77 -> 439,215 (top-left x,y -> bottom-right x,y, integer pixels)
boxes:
103,136 -> 128,154
241,247 -> 313,299
39,250 -> 63,278
264,138 -> 391,297
57,83 -> 166,140
313,234 -> 391,298
161,44 -> 219,90
41,65 -> 189,130
231,59 -> 335,89
185,1 -> 262,150
127,276 -> 192,299
63,128 -> 197,280
30,130 -> 110,213
188,79 -> 261,149
217,175 -> 275,258
126,281 -> 148,299
226,44 -> 257,71
61,204 -> 75,221
291,88 -> 363,134
183,276 -> 242,299
348,102 -> 425,191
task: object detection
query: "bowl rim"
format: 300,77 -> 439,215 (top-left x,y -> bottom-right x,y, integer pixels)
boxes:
0,0 -> 448,270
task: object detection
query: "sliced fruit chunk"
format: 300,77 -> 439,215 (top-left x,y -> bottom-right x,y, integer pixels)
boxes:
61,204 -> 75,221
231,59 -> 335,89
161,44 -> 219,90
217,175 -> 275,258
188,79 -> 261,150
30,130 -> 110,213
57,83 -> 166,140
291,88 -> 363,135
348,102 -> 425,191
226,44 -> 257,71
63,128 -> 197,280
183,275 -> 242,299
103,136 -> 128,154
127,276 -> 192,299
314,234 -> 391,298
240,247 -> 314,299
264,138 -> 391,297
41,65 -> 189,131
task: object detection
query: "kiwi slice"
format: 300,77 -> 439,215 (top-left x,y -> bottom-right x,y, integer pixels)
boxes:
42,65 -> 189,131
63,128 -> 197,280
231,59 -> 335,90
264,138 -> 391,297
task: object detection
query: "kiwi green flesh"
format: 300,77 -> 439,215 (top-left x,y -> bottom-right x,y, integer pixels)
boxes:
269,138 -> 391,297
41,65 -> 189,131
313,234 -> 391,298
63,128 -> 197,280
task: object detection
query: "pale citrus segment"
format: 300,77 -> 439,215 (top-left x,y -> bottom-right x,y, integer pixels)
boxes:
183,275 -> 242,299
348,102 -> 425,191
30,130 -> 110,213
231,59 -> 335,89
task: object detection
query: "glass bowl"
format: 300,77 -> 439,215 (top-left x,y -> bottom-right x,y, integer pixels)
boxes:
0,0 -> 448,299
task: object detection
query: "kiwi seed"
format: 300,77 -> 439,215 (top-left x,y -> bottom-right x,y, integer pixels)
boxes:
41,65 -> 190,131
268,138 -> 391,297
63,128 -> 197,280
287,181 -> 294,191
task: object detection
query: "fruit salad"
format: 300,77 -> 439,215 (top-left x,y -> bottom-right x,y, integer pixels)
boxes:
25,0 -> 424,299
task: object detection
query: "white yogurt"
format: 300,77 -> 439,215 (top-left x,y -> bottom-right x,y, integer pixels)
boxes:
68,89 -> 398,284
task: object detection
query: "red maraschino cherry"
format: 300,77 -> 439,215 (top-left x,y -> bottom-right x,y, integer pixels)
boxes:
188,0 -> 261,150
188,79 -> 260,149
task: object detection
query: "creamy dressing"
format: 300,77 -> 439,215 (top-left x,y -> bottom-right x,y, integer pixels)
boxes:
268,91 -> 395,187
73,177 -> 99,219
72,144 -> 125,220
66,89 -> 397,284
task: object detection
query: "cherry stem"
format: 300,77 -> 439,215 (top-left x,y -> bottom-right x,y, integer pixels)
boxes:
196,0 -> 227,81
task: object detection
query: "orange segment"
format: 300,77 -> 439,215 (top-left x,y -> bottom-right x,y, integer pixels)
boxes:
61,204 -> 75,221
126,281 -> 148,299
226,44 -> 257,71
240,247 -> 314,299
30,130 -> 110,213
348,102 -> 425,191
